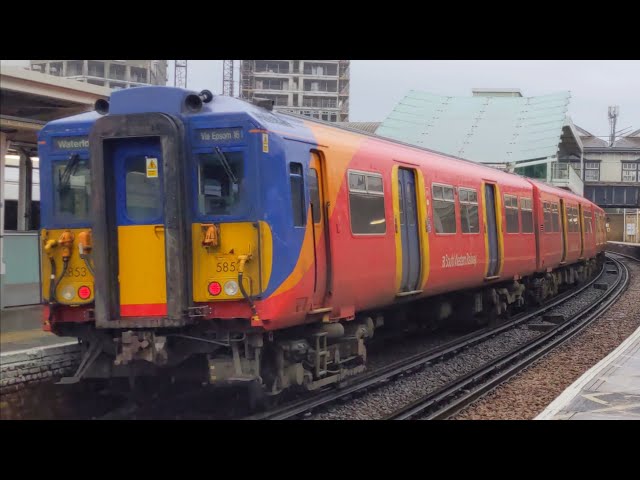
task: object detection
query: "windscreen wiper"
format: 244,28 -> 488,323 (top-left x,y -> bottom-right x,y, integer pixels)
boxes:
57,153 -> 81,192
214,147 -> 238,185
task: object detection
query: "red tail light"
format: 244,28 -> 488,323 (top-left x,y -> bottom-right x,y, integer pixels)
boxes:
208,282 -> 221,296
78,286 -> 91,300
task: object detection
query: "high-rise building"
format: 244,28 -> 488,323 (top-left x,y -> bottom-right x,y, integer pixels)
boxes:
29,60 -> 168,90
240,60 -> 350,122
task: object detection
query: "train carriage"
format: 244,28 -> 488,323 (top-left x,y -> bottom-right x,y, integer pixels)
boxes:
37,86 -> 605,395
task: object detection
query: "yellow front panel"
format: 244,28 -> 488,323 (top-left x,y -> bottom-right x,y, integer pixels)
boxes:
40,228 -> 94,305
192,221 -> 272,302
117,225 -> 167,305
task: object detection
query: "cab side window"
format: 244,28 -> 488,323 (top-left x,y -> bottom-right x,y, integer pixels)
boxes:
289,163 -> 305,227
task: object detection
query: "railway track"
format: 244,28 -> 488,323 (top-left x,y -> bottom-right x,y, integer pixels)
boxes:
246,255 -> 622,420
386,254 -> 631,420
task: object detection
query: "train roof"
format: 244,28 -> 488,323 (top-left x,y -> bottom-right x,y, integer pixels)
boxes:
44,110 -> 102,127
528,178 -> 596,205
38,88 -> 597,211
281,110 -> 537,189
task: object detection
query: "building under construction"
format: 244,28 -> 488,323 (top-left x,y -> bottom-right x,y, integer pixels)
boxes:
240,60 -> 350,122
29,60 -> 168,89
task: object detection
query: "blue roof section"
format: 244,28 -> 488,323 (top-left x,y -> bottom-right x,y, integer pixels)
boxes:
42,87 -> 311,140
45,110 -> 102,126
108,86 -> 194,115
376,90 -> 571,164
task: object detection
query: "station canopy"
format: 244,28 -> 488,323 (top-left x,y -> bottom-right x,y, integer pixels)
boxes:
375,90 -> 581,166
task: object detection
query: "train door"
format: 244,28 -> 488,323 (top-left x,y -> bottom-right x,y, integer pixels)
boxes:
91,112 -> 189,328
309,151 -> 328,308
560,199 -> 567,263
578,204 -> 585,258
484,183 -> 501,278
113,138 -> 168,316
398,168 -> 421,292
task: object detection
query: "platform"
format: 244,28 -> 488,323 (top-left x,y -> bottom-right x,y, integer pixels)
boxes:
536,326 -> 640,420
606,241 -> 640,261
0,305 -> 74,353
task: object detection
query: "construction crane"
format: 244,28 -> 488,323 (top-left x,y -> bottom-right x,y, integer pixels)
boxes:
174,60 -> 188,88
223,60 -> 234,97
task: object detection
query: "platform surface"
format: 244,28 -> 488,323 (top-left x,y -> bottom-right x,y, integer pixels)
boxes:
536,326 -> 640,420
1,305 -> 75,354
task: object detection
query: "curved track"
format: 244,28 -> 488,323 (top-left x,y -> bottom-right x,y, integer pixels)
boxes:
246,257 -> 618,420
386,254 -> 631,420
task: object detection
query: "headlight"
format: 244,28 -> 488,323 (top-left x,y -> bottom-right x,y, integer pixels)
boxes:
60,285 -> 75,301
224,280 -> 239,296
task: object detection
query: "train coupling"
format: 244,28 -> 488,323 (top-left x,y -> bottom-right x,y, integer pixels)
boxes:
114,330 -> 168,367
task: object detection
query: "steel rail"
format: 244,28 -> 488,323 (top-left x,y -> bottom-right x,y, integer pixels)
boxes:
386,255 -> 628,420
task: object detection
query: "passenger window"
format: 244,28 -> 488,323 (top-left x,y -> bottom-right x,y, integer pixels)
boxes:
349,172 -> 366,192
569,207 -> 576,232
543,202 -> 552,232
125,156 -> 162,221
405,183 -> 416,227
348,170 -> 385,235
432,184 -> 456,234
583,211 -> 592,234
308,168 -> 321,224
504,194 -> 519,233
520,198 -> 534,234
290,163 -> 305,227
398,178 -> 405,226
567,207 -> 573,232
551,203 -> 560,232
460,188 -> 479,233
366,175 -> 384,193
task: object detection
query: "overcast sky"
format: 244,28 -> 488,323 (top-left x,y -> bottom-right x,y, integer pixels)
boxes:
171,60 -> 639,138
4,60 -> 638,137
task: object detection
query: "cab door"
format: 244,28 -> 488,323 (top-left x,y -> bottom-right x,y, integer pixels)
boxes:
113,138 -> 168,317
91,112 -> 189,328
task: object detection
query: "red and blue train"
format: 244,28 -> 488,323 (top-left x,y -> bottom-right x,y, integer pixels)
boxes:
37,86 -> 606,395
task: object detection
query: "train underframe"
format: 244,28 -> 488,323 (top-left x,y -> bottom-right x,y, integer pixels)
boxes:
53,254 -> 604,400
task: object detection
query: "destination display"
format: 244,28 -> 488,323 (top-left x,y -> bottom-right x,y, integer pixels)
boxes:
195,127 -> 244,144
52,136 -> 90,151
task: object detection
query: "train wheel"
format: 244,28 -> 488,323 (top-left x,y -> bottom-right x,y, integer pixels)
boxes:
247,380 -> 282,411
247,381 -> 265,411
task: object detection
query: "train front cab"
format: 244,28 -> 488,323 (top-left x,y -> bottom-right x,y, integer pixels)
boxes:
38,114 -> 98,331
88,110 -> 273,321
76,95 -> 282,381
188,114 -> 272,326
